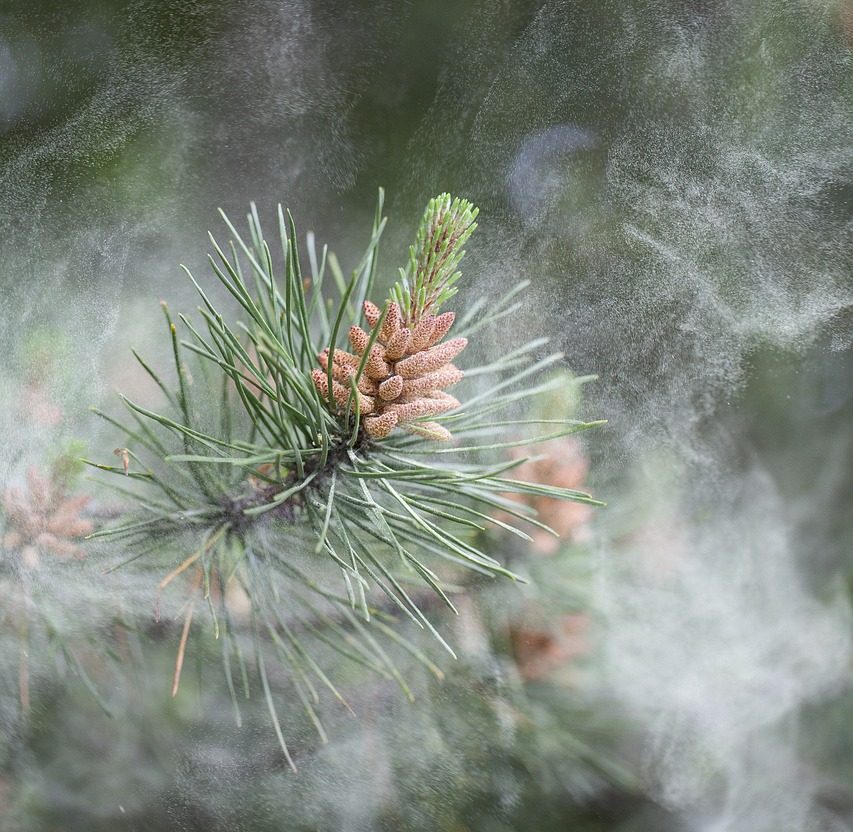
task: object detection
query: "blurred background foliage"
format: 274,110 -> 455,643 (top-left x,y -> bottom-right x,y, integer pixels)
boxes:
1,1 -> 851,830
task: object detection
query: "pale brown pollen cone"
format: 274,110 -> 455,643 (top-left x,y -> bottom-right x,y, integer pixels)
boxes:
378,375 -> 404,401
380,303 -> 402,343
364,345 -> 391,380
311,299 -> 467,440
395,338 -> 467,379
400,365 -> 463,398
384,329 -> 411,361
311,368 -> 368,412
409,317 -> 436,352
2,466 -> 93,566
317,349 -> 377,395
426,312 -> 455,347
364,410 -> 398,439
494,438 -> 592,553
348,326 -> 370,355
386,396 -> 457,422
405,421 -> 452,441
363,300 -> 382,329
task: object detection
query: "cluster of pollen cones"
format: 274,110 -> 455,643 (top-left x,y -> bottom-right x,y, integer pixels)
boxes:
311,300 -> 467,440
3,467 -> 93,569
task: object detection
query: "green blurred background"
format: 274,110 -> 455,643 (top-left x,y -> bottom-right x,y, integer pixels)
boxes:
1,1 -> 851,830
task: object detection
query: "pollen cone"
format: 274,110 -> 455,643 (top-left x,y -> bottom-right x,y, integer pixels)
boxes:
312,301 -> 465,440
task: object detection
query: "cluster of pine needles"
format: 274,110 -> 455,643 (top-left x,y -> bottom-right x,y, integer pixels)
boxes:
85,191 -> 604,767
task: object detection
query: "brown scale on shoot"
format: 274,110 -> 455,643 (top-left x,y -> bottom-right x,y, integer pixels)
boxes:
311,300 -> 466,441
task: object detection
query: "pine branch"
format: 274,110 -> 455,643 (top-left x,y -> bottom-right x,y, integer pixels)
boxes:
87,190 -> 603,752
